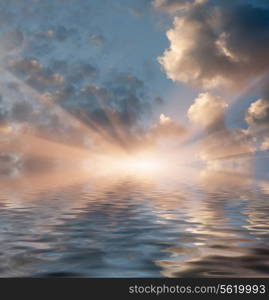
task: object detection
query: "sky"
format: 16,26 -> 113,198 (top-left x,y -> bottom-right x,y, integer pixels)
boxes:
1,0 -> 269,177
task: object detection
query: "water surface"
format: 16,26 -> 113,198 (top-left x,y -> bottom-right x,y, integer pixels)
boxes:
0,167 -> 269,277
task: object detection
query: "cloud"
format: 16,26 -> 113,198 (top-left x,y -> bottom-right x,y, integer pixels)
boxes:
159,113 -> 171,124
188,92 -> 227,132
153,0 -> 207,13
0,153 -> 21,178
53,26 -> 76,42
0,1 -> 161,131
156,0 -> 269,160
67,73 -> 151,129
27,72 -> 64,92
89,34 -> 105,47
0,70 -> 77,145
151,113 -> 186,137
0,9 -> 13,26
51,60 -> 98,86
33,26 -> 77,43
8,58 -> 64,92
0,95 -> 8,125
0,0 -> 168,167
2,29 -> 24,51
8,58 -> 98,93
188,92 -> 253,161
8,59 -> 42,76
245,97 -> 269,151
158,0 -> 269,89
198,128 -> 253,162
9,58 -> 96,108
245,98 -> 269,126
0,65 -> 160,152
11,101 -> 34,122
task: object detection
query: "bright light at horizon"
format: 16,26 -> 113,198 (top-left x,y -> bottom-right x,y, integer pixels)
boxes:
83,151 -> 169,178
120,156 -> 164,174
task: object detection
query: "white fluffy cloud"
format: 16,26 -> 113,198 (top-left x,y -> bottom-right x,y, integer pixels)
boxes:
188,92 -> 227,130
260,137 -> 269,151
245,98 -> 269,151
159,113 -> 171,124
245,99 -> 269,126
158,1 -> 269,89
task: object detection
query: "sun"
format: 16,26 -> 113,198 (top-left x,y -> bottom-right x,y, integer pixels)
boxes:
120,155 -> 163,174
82,150 -> 168,178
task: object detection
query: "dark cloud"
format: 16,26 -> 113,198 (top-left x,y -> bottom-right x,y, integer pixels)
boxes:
50,60 -> 98,85
43,84 -> 76,103
128,8 -> 144,17
2,29 -> 24,51
54,26 -> 75,42
7,58 -> 64,92
0,0 -> 170,154
11,101 -> 34,122
8,58 -> 43,77
58,73 -> 152,131
0,9 -> 13,26
34,26 -> 77,42
8,58 -> 99,93
88,34 -> 105,47
0,65 -> 159,151
26,70 -> 64,92
0,153 -> 21,178
0,95 -> 11,135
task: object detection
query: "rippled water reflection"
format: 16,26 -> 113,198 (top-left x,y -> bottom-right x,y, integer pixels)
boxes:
0,167 -> 269,277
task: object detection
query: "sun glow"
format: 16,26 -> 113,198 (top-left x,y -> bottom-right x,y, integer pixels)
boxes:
119,155 -> 164,173
83,151 -> 169,178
